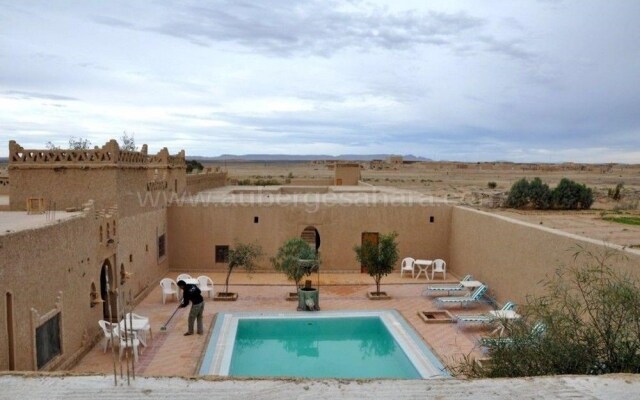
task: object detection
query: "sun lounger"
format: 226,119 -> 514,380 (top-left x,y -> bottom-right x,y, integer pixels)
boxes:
422,274 -> 473,296
479,321 -> 546,347
455,301 -> 517,325
435,284 -> 487,308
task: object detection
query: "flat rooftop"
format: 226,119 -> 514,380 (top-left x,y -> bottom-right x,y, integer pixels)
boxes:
183,185 -> 449,206
0,210 -> 83,236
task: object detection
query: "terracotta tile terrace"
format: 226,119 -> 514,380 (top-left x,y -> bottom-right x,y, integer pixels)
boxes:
73,271 -> 492,377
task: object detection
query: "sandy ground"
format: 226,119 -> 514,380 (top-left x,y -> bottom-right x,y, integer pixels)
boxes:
209,161 -> 640,246
1,373 -> 639,399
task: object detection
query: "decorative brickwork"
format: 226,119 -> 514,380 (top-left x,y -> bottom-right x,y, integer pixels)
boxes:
8,140 -> 185,169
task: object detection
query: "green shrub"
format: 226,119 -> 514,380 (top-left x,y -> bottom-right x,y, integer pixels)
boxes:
552,178 -> 593,210
506,178 -> 530,208
452,247 -> 640,377
528,177 -> 552,209
487,181 -> 497,189
506,177 -> 593,210
608,183 -> 624,201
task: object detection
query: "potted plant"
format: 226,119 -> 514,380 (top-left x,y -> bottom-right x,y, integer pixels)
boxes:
353,232 -> 399,300
271,238 -> 320,304
215,241 -> 263,301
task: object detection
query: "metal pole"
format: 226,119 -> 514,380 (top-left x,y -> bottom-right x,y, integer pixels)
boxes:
129,290 -> 135,380
117,288 -> 123,379
122,290 -> 130,385
104,267 -> 117,386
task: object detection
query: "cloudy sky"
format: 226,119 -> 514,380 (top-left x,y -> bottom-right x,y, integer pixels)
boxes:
1,0 -> 639,162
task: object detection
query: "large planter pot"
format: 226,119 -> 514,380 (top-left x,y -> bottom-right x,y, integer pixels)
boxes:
297,287 -> 319,311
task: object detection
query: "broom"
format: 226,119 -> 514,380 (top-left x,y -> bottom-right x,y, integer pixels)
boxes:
160,304 -> 182,331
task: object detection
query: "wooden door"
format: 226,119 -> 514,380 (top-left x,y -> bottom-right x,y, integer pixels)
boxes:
360,232 -> 379,273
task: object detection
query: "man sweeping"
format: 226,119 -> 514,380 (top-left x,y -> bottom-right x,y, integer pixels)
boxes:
177,280 -> 204,336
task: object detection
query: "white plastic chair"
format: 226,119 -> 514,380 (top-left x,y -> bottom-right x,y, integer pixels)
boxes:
400,257 -> 415,278
98,320 -> 114,353
160,278 -> 178,304
176,273 -> 192,282
196,275 -> 214,299
112,326 -> 141,362
123,312 -> 152,345
431,259 -> 447,280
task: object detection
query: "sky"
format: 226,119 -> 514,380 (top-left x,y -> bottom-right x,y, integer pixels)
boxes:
1,0 -> 639,162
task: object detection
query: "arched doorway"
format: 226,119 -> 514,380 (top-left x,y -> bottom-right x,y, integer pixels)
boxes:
301,226 -> 320,253
99,260 -> 114,320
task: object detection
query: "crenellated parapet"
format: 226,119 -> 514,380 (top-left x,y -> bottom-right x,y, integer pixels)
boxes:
8,140 -> 185,169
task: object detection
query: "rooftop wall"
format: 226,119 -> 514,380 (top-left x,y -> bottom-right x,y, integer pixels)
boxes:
448,206 -> 640,305
8,140 -> 186,213
185,170 -> 227,194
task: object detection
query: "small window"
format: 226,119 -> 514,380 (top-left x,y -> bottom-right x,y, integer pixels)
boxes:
215,245 -> 229,263
113,220 -> 116,236
429,216 -> 435,223
158,234 -> 166,259
106,223 -> 110,239
129,254 -> 133,263
99,226 -> 103,243
145,244 -> 149,252
254,216 -> 259,223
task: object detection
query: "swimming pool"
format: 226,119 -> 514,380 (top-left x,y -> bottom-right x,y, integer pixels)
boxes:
199,310 -> 448,379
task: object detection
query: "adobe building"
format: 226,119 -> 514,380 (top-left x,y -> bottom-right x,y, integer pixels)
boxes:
334,162 -> 361,185
1,139 -> 639,372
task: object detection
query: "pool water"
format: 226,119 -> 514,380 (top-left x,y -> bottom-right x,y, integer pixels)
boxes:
229,316 -> 420,379
200,310 -> 448,379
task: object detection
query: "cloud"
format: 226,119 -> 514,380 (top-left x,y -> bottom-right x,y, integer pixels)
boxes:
1,90 -> 79,101
93,0 -> 487,57
91,15 -> 135,29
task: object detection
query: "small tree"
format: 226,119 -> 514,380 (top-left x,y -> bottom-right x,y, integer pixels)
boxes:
186,159 -> 204,174
223,241 -> 263,294
353,232 -> 399,296
120,131 -> 137,151
45,141 -> 60,150
506,178 -> 530,208
68,136 -> 91,150
271,238 -> 319,294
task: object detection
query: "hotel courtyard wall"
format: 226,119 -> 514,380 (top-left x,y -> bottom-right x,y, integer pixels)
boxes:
448,206 -> 640,305
117,208 -> 171,303
168,202 -> 452,271
0,212 -> 99,371
0,206 -> 171,371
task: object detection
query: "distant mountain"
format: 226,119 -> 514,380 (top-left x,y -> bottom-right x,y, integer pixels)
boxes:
188,154 -> 431,162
